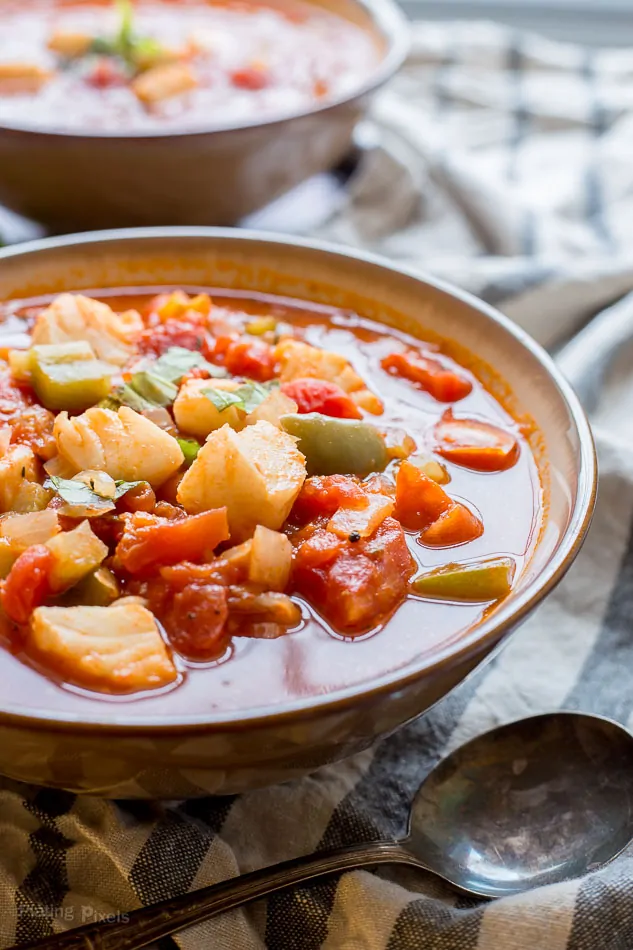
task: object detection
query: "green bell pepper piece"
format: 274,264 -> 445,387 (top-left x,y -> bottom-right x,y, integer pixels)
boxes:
412,556 -> 516,603
280,412 -> 389,477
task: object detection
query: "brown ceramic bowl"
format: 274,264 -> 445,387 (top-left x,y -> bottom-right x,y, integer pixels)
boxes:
0,228 -> 596,798
0,0 -> 408,233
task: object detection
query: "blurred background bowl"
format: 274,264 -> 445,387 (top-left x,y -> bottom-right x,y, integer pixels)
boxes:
0,0 -> 409,233
0,228 -> 596,797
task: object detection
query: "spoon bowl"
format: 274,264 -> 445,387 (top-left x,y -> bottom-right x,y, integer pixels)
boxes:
15,712 -> 633,949
410,712 -> 633,898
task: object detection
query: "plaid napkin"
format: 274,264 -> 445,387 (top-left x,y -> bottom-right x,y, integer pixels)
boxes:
3,18 -> 633,950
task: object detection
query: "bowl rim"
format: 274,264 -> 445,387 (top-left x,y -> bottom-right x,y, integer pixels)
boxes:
0,227 -> 597,734
0,0 -> 410,140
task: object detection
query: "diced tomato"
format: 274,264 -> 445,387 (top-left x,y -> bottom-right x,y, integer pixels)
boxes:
290,526 -> 345,570
0,370 -> 35,417
152,500 -> 186,520
223,338 -> 276,382
434,410 -> 520,472
9,405 -> 56,460
117,483 -> 156,514
230,66 -> 270,90
202,333 -> 238,364
116,508 -> 230,574
164,583 -> 229,660
87,513 -> 125,548
394,459 -> 452,531
281,378 -> 362,419
142,572 -> 229,660
291,475 -> 367,524
293,517 -> 414,632
160,541 -> 252,588
419,503 -> 483,547
137,321 -> 209,357
85,58 -> 128,89
381,350 -> 472,402
1,545 -> 53,625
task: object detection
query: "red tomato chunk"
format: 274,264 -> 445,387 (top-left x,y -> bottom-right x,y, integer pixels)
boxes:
395,460 -> 483,546
223,339 -> 276,382
230,66 -> 271,90
394,460 -> 452,530
281,378 -> 362,419
1,545 -> 53,625
162,582 -> 229,660
381,350 -> 472,402
142,568 -> 230,661
137,321 -> 209,357
293,518 -> 415,632
291,475 -> 368,523
434,410 -> 520,472
116,509 -> 230,574
419,503 -> 483,547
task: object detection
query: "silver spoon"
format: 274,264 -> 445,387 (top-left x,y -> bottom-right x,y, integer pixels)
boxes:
16,711 -> 633,950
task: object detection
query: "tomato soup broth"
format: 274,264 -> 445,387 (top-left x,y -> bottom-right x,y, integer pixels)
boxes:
0,287 -> 542,718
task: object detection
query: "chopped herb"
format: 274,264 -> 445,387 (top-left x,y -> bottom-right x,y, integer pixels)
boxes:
114,480 -> 145,499
88,0 -> 172,72
130,370 -> 178,407
177,437 -> 201,467
234,380 -> 278,414
102,347 -> 225,413
101,382 -> 156,413
153,347 -> 225,384
44,475 -> 115,512
202,380 -> 278,415
44,475 -> 143,509
202,387 -> 245,413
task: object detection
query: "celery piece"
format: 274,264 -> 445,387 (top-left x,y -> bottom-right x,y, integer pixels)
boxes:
59,567 -> 119,607
31,358 -> 117,411
280,412 -> 389,477
412,556 -> 516,603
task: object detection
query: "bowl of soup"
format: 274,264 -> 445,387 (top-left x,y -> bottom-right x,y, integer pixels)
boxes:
0,0 -> 407,232
0,228 -> 595,797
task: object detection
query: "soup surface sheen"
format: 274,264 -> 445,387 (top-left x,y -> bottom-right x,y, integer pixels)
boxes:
0,0 -> 379,132
0,287 -> 542,720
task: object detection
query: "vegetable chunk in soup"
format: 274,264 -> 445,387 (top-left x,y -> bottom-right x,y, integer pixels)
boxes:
0,0 -> 380,132
0,285 -> 542,718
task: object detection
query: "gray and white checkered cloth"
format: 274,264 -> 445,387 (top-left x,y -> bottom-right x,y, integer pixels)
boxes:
3,19 -> 633,950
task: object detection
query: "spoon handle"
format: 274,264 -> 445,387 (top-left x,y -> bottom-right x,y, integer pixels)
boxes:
16,841 -> 426,950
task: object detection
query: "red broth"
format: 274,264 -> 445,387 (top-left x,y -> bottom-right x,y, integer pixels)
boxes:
0,0 -> 380,132
0,288 -> 542,719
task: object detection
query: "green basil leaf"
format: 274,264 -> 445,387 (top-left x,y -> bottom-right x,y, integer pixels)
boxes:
114,480 -> 145,499
44,476 -> 115,511
100,383 -> 155,413
177,438 -> 201,467
152,347 -> 225,384
90,37 -> 117,56
233,380 -> 279,414
202,388 -> 245,412
130,370 -> 178,407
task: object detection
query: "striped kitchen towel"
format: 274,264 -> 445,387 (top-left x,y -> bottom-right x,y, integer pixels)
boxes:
3,18 -> 633,950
